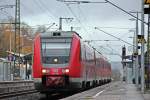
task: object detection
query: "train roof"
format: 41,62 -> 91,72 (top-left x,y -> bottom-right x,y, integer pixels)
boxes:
40,31 -> 82,38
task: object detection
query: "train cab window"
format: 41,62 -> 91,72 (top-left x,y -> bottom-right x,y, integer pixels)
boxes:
41,37 -> 72,67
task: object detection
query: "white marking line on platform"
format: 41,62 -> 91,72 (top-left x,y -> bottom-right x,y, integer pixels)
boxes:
93,89 -> 105,98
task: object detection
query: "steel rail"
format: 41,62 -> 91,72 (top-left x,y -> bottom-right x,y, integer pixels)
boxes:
0,89 -> 39,99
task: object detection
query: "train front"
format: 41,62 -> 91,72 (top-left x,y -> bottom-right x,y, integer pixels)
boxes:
33,31 -> 73,92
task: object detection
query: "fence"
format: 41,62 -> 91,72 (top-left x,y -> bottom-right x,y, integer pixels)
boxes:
0,61 -> 32,81
0,61 -> 12,81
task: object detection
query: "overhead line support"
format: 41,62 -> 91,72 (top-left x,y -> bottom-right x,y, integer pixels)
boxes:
14,0 -> 21,79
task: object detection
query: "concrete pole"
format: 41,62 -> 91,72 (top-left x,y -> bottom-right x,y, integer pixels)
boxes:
141,0 -> 145,93
135,12 -> 139,86
133,31 -> 136,84
147,6 -> 150,89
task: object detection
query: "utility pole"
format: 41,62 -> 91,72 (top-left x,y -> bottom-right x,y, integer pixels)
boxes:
14,0 -> 20,79
128,30 -> 136,84
147,5 -> 150,89
133,31 -> 136,84
141,0 -> 145,93
59,17 -> 73,31
130,11 -> 140,86
143,0 -> 150,89
135,12 -> 139,86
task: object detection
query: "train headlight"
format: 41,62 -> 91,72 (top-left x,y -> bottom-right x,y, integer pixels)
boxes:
62,68 -> 69,74
42,69 -> 46,73
42,69 -> 47,74
53,58 -> 58,63
65,69 -> 69,73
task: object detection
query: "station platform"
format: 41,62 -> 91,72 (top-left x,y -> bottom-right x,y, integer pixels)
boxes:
62,81 -> 150,100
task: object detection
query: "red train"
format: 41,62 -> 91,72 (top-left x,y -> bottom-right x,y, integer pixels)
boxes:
33,31 -> 111,93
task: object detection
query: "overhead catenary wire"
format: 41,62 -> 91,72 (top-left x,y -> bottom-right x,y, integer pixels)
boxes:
38,0 -> 58,20
65,3 -> 123,59
59,0 -> 100,38
58,0 -> 147,25
96,26 -> 135,30
98,45 -> 122,58
77,4 -> 87,25
76,4 -> 95,38
66,4 -> 81,26
85,39 -> 119,41
0,5 -> 15,8
65,4 -> 98,40
20,3 -> 36,15
65,4 -> 89,35
87,39 -> 122,58
0,9 -> 14,20
107,44 -> 121,55
57,0 -> 108,4
95,27 -> 135,47
0,1 -> 58,29
95,26 -> 134,39
30,23 -> 58,28
105,0 -> 147,25
34,0 -> 56,22
84,36 -> 122,61
35,0 -> 73,30
58,0 -> 106,38
58,3 -> 83,30
0,4 -> 15,20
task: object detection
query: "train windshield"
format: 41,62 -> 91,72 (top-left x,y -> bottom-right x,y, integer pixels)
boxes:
41,37 -> 72,67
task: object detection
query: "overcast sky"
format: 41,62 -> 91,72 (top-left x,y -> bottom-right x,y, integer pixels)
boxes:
0,0 -> 143,62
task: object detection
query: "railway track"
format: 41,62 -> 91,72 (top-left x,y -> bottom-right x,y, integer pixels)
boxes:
0,89 -> 39,99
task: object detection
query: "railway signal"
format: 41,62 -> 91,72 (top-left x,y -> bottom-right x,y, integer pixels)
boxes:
144,0 -> 150,14
145,0 -> 150,4
122,46 -> 126,60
